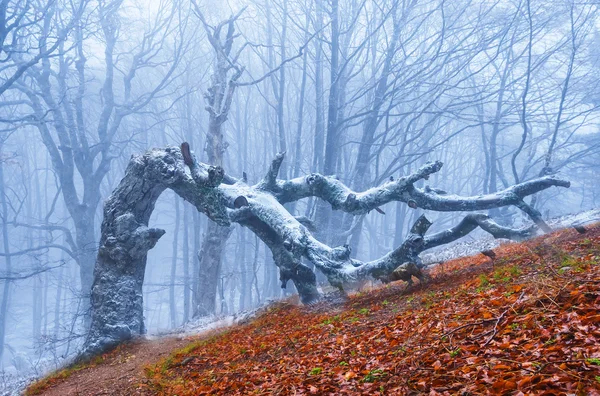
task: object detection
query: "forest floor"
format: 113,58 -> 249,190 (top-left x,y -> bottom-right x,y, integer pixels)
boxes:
25,224 -> 600,395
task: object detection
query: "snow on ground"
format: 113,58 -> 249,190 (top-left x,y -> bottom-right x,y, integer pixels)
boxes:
152,298 -> 281,339
0,358 -> 58,396
1,371 -> 30,396
547,208 -> 600,229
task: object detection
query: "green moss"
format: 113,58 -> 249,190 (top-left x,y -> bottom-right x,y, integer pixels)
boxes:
586,357 -> 600,365
478,274 -> 490,287
362,369 -> 386,383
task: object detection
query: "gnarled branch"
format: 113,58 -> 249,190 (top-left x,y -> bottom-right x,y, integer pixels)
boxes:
264,153 -> 567,230
82,145 -> 570,358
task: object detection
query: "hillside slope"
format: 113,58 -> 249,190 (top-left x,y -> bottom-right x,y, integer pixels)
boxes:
27,225 -> 600,395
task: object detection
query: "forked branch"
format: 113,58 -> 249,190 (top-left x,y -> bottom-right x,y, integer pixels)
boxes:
83,144 -> 570,358
262,153 -> 567,230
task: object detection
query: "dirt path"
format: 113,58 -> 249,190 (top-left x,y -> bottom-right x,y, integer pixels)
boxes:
27,307 -> 272,395
38,334 -> 200,396
44,337 -> 185,396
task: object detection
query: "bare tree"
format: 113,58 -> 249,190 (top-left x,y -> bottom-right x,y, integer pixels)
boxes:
0,0 -> 81,96
190,3 -> 241,317
190,2 -> 310,316
81,142 -> 568,357
10,0 -> 187,326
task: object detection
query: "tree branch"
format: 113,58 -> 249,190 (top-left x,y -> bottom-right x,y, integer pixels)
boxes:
10,221 -> 77,252
0,244 -> 75,260
299,213 -> 537,286
258,151 -> 285,190
0,263 -> 65,281
423,214 -> 536,250
268,156 -> 568,225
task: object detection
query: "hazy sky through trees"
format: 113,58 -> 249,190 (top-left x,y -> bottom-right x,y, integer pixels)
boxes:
0,0 -> 599,383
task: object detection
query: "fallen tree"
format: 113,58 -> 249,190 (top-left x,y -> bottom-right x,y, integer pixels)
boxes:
81,143 -> 570,357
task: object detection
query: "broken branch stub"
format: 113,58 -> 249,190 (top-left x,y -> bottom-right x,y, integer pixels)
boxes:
181,142 -> 194,166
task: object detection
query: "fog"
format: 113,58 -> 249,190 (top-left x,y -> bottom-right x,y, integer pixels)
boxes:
0,0 -> 599,388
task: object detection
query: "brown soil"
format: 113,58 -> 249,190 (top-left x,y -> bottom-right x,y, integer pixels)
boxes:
36,330 -> 222,396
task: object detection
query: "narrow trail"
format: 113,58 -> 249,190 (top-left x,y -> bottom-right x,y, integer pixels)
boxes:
35,330 -> 226,396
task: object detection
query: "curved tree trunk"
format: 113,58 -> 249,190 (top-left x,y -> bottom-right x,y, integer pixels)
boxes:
82,152 -> 169,357
81,144 -> 569,359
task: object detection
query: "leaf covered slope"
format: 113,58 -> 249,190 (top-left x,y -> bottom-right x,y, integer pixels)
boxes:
26,225 -> 600,396
145,225 -> 600,395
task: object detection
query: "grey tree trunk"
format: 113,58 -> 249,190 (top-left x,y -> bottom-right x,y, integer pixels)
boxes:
323,0 -> 340,177
192,8 -> 243,318
314,0 -> 342,245
195,222 -> 232,317
182,203 -> 190,323
0,147 -> 13,364
53,259 -> 64,355
192,210 -> 201,313
238,228 -> 250,311
252,235 -> 261,304
82,145 -> 568,358
311,0 -> 325,174
169,197 -> 180,328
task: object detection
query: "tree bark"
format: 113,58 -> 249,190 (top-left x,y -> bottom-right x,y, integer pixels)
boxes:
0,146 -> 13,364
81,145 -> 569,358
182,203 -> 191,323
169,197 -> 180,328
194,222 -> 232,317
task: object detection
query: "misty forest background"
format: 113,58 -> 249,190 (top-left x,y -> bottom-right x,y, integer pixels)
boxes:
1,0 -> 600,379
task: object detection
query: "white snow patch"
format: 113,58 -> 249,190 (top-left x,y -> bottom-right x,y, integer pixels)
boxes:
0,358 -> 61,396
147,299 -> 280,339
0,372 -> 31,396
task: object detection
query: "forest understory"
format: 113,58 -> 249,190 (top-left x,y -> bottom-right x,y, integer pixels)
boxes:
2,0 -> 600,392
25,223 -> 600,395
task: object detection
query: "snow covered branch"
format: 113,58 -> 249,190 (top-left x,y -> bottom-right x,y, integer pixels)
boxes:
268,160 -> 444,213
423,214 -> 537,250
82,144 -> 570,358
263,154 -> 568,230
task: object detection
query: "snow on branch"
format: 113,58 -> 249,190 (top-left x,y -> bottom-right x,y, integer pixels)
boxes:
258,151 -> 285,190
180,142 -> 225,188
261,152 -> 568,229
269,158 -> 443,213
422,214 -> 536,250
303,213 -> 537,288
82,144 -> 571,358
